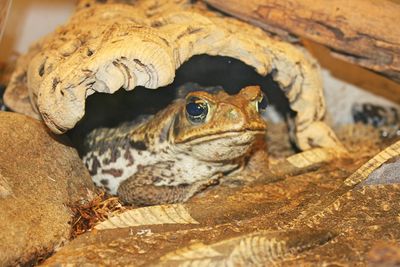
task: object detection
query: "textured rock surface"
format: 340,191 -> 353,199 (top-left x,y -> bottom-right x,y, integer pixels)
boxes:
4,0 -> 344,152
42,125 -> 400,266
0,111 -> 95,266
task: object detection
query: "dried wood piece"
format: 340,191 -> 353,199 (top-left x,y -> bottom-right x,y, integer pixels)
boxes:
0,0 -> 11,40
155,229 -> 334,266
5,0 -> 343,151
288,139 -> 400,229
95,204 -> 198,230
204,0 -> 400,83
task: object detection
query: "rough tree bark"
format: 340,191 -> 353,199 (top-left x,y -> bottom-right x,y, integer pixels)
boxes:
204,0 -> 400,84
5,0 -> 346,152
0,0 -> 12,40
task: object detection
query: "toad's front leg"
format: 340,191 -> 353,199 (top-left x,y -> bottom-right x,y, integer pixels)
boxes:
117,173 -> 220,206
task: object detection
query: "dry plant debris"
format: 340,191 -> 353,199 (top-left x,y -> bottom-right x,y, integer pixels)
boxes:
69,191 -> 126,238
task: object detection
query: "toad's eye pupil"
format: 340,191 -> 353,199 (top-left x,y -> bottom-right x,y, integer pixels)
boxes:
186,102 -> 205,117
257,95 -> 268,112
185,97 -> 208,123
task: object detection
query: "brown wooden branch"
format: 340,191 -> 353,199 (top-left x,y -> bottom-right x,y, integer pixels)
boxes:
0,0 -> 12,40
204,0 -> 400,83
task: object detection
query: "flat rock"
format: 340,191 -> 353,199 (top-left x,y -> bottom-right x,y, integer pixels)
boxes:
0,111 -> 95,266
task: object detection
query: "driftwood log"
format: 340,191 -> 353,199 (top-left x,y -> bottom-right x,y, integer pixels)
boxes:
0,0 -> 11,40
4,0 -> 345,152
204,0 -> 400,84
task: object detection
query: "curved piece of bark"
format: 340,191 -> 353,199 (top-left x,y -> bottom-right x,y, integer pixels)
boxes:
204,0 -> 400,83
0,0 -> 12,40
4,0 -> 344,151
154,229 -> 334,266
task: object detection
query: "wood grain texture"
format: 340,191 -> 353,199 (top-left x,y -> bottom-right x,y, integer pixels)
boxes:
204,0 -> 400,83
0,0 -> 12,40
5,0 -> 345,152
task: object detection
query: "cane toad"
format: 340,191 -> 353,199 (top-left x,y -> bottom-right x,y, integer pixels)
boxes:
82,85 -> 269,205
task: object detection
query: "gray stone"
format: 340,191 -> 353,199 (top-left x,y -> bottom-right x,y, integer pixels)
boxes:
362,157 -> 400,186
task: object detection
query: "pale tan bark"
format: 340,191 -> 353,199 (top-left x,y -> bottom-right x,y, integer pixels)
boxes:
5,0 -> 344,152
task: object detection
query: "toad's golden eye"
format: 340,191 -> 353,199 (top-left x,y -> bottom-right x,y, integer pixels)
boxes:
185,97 -> 209,123
256,93 -> 268,113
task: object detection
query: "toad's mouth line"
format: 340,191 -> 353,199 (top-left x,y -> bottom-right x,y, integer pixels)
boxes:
174,129 -> 267,144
